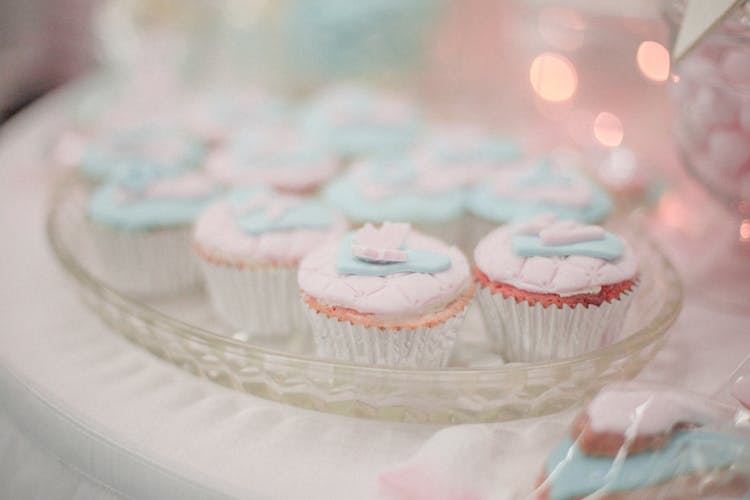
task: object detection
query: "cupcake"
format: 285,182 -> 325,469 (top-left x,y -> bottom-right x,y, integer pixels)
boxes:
465,158 -> 613,247
323,156 -> 465,244
298,222 -> 475,367
413,124 -> 522,187
87,169 -> 221,295
473,215 -> 637,362
537,385 -> 749,500
205,126 -> 339,194
79,123 -> 206,183
301,83 -> 421,160
193,186 -> 347,336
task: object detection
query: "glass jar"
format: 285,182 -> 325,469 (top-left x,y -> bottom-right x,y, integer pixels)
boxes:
666,0 -> 750,310
669,1 -> 750,209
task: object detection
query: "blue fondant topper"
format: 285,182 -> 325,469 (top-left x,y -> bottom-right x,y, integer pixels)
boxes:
229,187 -> 335,235
335,234 -> 451,276
545,431 -> 749,500
512,232 -> 624,260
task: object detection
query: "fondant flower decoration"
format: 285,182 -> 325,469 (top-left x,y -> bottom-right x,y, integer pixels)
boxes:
352,222 -> 410,263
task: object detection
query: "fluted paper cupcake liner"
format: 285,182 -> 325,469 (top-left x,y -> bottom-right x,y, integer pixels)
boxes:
303,302 -> 469,368
88,222 -> 201,296
200,261 -> 307,336
476,284 -> 637,362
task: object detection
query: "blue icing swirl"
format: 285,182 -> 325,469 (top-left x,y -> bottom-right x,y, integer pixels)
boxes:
323,159 -> 464,224
228,188 -> 336,235
80,127 -> 206,183
545,431 -> 749,500
466,161 -> 612,224
335,234 -> 450,276
88,172 -> 221,231
512,231 -> 624,260
302,91 -> 420,158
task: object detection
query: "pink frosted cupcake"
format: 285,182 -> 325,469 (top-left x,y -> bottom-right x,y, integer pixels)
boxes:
298,223 -> 475,367
193,186 -> 347,336
205,126 -> 339,195
474,215 -> 638,362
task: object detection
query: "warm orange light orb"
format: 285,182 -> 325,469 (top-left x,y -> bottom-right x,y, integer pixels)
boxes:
529,53 -> 578,102
593,112 -> 623,147
637,41 -> 670,82
741,219 -> 750,242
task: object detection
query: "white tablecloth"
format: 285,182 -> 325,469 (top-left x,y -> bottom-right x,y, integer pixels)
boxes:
1,91 -> 749,500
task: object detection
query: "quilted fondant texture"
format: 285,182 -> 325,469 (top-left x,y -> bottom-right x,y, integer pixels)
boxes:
298,232 -> 471,318
474,226 -> 637,294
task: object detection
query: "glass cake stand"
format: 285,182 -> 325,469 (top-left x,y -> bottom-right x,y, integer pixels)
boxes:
47,178 -> 683,424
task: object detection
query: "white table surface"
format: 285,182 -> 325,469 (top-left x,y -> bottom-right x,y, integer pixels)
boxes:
1,90 -> 749,500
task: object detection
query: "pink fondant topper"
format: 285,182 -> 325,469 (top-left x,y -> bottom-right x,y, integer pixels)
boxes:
515,214 -> 606,245
352,222 -> 410,263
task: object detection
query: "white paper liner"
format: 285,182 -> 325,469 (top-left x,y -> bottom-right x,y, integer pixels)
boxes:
87,222 -> 201,296
199,261 -> 307,336
303,301 -> 469,368
476,284 -> 637,362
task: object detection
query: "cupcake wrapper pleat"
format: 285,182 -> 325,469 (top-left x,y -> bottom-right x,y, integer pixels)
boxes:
476,284 -> 637,362
200,261 -> 307,336
88,222 -> 201,296
303,302 -> 469,368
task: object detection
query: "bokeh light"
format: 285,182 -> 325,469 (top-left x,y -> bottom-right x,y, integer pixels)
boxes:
529,53 -> 577,102
741,219 -> 750,242
637,41 -> 670,82
593,111 -> 623,147
598,147 -> 636,188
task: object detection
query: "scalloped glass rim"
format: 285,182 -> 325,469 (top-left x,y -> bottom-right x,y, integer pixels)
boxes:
47,178 -> 683,423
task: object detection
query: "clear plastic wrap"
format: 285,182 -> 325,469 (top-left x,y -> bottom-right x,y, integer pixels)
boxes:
533,380 -> 750,500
